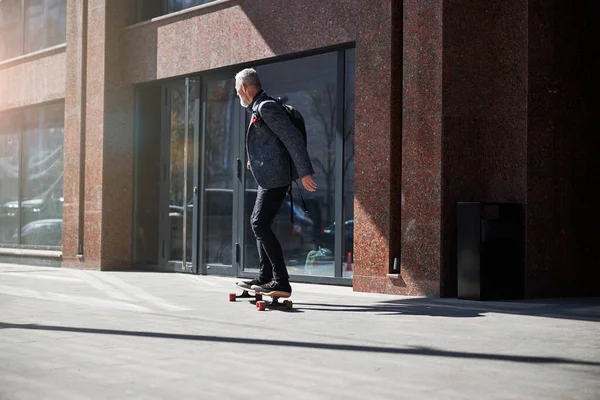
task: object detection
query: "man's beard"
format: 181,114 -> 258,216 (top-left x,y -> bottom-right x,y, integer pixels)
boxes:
239,98 -> 249,107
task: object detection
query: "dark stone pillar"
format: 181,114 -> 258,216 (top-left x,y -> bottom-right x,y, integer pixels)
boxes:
440,0 -> 528,296
527,0 -> 599,297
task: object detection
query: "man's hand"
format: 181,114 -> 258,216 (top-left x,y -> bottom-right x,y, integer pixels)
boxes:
247,160 -> 251,170
301,175 -> 317,192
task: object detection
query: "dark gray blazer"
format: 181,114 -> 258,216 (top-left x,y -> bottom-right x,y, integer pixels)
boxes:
246,91 -> 314,189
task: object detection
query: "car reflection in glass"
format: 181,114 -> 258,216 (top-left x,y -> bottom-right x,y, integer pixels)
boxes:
321,219 -> 354,253
168,188 -> 317,265
16,219 -> 63,246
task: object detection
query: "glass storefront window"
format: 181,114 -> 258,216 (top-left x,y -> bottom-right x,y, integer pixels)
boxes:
167,0 -> 215,13
21,103 -> 64,246
0,111 -> 21,245
137,0 -> 218,21
343,49 -> 356,277
24,0 -> 67,54
203,79 -> 236,266
135,49 -> 355,280
0,0 -> 67,62
0,103 -> 64,248
242,50 -> 355,278
168,85 -> 188,262
0,0 -> 22,61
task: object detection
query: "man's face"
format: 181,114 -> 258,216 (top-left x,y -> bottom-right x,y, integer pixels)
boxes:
235,79 -> 251,107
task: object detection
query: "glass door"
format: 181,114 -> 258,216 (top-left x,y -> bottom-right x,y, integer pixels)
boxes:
198,74 -> 244,276
160,78 -> 200,273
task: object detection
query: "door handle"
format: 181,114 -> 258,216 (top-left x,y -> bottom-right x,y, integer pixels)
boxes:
236,158 -> 242,180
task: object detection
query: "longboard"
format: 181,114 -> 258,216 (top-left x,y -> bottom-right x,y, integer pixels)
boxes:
229,286 -> 293,311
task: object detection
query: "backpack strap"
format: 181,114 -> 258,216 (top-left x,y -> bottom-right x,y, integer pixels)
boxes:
253,97 -> 310,225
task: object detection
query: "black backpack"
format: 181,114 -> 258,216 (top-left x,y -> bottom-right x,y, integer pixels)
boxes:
256,96 -> 310,222
276,98 -> 310,223
276,97 -> 308,149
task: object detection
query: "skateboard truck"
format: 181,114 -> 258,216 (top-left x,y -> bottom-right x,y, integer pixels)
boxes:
229,290 -> 262,302
256,296 -> 293,311
229,290 -> 292,311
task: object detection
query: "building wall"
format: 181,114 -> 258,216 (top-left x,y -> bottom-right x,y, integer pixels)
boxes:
62,0 -> 404,294
526,0 -> 599,297
123,1 -> 359,84
0,48 -> 66,112
0,2 -> 67,266
440,0 -> 528,297
1,0 -> 597,298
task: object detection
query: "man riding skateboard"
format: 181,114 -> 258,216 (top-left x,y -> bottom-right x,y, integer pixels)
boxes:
234,68 -> 317,295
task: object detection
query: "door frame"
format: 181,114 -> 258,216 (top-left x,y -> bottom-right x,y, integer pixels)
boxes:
197,71 -> 246,276
156,46 -> 355,285
158,78 -> 201,274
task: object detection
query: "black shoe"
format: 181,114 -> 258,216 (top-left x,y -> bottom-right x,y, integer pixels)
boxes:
236,277 -> 270,290
251,280 -> 292,294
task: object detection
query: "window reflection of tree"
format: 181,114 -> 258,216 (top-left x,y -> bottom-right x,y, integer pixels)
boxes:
205,81 -> 234,189
169,87 -> 186,207
167,0 -> 215,13
308,79 -> 355,257
22,105 -> 64,229
0,128 -> 21,244
24,0 -> 66,54
0,104 -> 64,246
0,0 -> 22,60
309,84 -> 339,225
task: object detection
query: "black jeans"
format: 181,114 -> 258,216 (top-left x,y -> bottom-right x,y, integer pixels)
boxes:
251,185 -> 289,283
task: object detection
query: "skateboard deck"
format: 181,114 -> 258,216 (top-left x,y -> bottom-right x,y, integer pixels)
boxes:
229,285 -> 292,311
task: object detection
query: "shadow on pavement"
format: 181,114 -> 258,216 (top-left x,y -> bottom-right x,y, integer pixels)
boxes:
293,297 -> 600,322
1,322 -> 599,367
0,269 -> 62,274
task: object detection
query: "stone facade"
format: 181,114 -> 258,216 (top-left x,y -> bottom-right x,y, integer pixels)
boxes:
1,0 -> 597,297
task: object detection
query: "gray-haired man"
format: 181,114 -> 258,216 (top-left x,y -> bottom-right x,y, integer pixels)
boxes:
234,68 -> 317,295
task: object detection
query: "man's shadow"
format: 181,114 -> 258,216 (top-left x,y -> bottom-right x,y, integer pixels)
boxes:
293,297 -> 600,321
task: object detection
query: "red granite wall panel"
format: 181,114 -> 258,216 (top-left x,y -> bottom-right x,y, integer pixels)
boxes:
441,0 -> 528,296
400,0 -> 443,296
352,1 -> 403,293
527,0 -> 600,297
0,50 -> 66,112
62,0 -> 87,268
124,1 -> 359,84
99,0 -> 136,271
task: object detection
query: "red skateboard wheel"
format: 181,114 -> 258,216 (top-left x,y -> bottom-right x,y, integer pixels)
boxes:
256,301 -> 266,311
228,293 -> 236,302
283,300 -> 293,309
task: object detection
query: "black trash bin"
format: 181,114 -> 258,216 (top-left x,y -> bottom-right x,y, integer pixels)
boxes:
457,202 -> 524,300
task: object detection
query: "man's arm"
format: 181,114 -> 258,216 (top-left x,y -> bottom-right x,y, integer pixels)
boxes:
258,100 -> 315,179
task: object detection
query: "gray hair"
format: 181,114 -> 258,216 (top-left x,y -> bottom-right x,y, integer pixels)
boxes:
235,68 -> 261,87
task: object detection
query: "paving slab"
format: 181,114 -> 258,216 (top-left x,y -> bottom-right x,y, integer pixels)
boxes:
0,263 -> 599,399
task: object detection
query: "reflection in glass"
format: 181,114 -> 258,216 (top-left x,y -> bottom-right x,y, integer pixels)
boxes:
204,79 -> 236,265
20,103 -> 64,247
167,0 -> 215,13
185,82 -> 198,265
24,0 -> 67,54
343,49 -> 356,277
0,0 -> 22,61
243,52 -> 340,277
168,87 -> 183,262
168,86 -> 187,262
0,104 -> 65,247
0,112 -> 21,244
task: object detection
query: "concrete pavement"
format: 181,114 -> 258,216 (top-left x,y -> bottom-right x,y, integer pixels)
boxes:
0,263 -> 599,399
